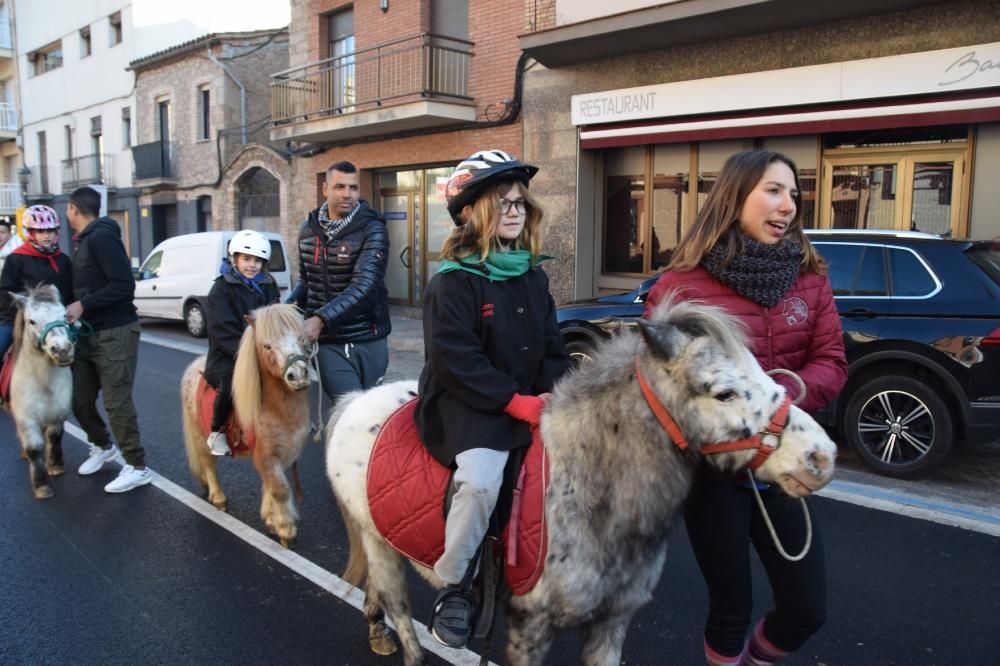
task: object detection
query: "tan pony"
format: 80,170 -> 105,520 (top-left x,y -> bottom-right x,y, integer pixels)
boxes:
180,303 -> 311,546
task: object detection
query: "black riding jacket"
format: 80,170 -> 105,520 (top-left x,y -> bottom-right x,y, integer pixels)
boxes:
204,270 -> 280,388
415,266 -> 570,467
287,201 -> 391,343
0,251 -> 74,325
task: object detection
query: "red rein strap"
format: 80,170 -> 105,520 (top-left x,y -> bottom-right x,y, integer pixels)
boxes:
634,358 -> 690,449
635,358 -> 793,471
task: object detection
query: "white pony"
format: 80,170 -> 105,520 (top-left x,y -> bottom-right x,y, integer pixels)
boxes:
325,299 -> 838,665
6,284 -> 75,498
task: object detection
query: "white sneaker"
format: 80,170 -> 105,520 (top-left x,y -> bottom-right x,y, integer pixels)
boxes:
104,465 -> 152,493
78,444 -> 122,475
206,431 -> 230,456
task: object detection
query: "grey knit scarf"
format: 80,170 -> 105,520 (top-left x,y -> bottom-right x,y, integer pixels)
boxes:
701,233 -> 803,307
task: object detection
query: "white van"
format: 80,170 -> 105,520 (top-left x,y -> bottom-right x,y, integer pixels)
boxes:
133,231 -> 292,337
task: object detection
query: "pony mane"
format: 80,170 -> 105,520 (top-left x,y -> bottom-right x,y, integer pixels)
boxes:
645,292 -> 749,359
232,304 -> 304,429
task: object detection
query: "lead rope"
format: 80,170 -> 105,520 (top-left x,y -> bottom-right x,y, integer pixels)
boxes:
753,368 -> 812,562
303,342 -> 325,443
747,470 -> 813,562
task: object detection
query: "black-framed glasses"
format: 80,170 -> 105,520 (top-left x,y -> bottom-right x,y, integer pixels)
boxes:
498,198 -> 527,215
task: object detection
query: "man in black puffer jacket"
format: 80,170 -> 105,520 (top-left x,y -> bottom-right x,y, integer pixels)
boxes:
288,160 -> 391,402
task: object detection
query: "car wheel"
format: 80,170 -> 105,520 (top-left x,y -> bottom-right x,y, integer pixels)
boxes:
565,338 -> 598,364
843,374 -> 954,479
185,301 -> 207,338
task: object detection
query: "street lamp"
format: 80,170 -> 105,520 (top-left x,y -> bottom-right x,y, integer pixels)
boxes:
16,165 -> 31,205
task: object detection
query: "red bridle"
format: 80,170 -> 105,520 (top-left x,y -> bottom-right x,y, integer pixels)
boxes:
634,358 -> 793,471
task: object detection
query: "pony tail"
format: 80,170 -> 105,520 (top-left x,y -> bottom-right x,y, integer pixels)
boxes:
232,324 -> 262,431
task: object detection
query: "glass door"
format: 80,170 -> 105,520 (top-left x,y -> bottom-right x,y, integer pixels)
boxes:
380,193 -> 414,304
820,148 -> 968,236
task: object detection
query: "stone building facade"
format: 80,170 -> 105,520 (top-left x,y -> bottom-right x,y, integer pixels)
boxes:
129,29 -> 290,255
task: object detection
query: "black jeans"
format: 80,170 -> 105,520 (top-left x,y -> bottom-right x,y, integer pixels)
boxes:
684,468 -> 826,657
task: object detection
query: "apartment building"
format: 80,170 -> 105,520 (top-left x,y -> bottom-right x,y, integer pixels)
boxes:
520,0 -> 1000,302
271,0 -> 526,306
14,0 -> 290,265
0,1 -> 22,222
128,29 -> 289,252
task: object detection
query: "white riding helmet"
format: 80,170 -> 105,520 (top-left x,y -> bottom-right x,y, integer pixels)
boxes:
228,229 -> 271,262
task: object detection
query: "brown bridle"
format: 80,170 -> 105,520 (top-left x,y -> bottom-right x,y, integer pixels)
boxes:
634,358 -> 793,471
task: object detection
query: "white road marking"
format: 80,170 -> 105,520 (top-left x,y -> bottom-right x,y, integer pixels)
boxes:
139,332 -> 206,355
817,479 -> 1000,538
63,422 -> 492,666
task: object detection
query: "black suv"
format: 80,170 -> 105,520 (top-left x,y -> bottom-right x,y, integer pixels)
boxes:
556,230 -> 1000,479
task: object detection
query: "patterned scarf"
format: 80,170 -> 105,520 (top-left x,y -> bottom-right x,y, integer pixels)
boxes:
317,201 -> 361,243
701,232 -> 802,307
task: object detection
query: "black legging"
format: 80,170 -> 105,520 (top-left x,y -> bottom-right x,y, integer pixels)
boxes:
684,468 -> 826,657
209,376 -> 233,433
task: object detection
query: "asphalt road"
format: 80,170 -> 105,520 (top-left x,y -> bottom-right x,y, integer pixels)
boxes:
1,319 -> 998,664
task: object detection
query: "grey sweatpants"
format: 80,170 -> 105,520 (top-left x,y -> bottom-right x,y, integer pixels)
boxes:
315,337 -> 388,403
434,447 -> 509,586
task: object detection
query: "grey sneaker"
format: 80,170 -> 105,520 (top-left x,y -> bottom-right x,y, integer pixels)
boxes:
430,585 -> 476,649
206,431 -> 230,456
78,444 -> 122,475
104,465 -> 152,493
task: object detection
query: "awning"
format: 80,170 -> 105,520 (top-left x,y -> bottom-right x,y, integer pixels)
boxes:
579,91 -> 1000,149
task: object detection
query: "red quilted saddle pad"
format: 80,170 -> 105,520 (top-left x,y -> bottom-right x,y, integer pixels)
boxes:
0,349 -> 13,404
367,398 -> 548,596
196,376 -> 255,455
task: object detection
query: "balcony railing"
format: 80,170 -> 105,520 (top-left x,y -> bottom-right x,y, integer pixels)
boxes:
132,141 -> 175,180
62,154 -> 114,192
0,102 -> 15,131
271,32 -> 472,125
0,183 -> 19,212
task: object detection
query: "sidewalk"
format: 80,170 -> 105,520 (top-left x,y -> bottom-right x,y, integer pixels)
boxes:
387,304 -> 424,354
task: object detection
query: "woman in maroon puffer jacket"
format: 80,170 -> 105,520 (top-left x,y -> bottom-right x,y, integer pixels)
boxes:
645,149 -> 847,666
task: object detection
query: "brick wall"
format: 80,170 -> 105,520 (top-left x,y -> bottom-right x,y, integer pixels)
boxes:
526,0 -> 557,32
282,0 -> 529,226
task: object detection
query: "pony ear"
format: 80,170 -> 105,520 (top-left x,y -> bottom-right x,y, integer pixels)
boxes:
10,292 -> 28,309
638,319 -> 686,361
244,312 -> 256,328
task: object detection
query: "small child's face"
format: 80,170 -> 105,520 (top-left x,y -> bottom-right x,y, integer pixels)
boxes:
234,253 -> 265,279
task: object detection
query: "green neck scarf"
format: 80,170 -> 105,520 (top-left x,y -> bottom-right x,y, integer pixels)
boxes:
438,249 -> 550,281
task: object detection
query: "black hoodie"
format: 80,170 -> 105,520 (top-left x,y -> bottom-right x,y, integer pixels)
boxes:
72,216 -> 137,332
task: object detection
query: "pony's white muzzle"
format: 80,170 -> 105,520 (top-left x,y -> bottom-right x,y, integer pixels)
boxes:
285,361 -> 310,391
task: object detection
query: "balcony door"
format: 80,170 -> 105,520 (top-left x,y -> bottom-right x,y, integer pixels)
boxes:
327,9 -> 354,110
820,146 -> 970,236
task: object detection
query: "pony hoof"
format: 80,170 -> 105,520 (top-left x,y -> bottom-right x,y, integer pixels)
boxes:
279,535 -> 297,549
48,464 -> 65,476
33,485 -> 54,499
369,634 -> 398,656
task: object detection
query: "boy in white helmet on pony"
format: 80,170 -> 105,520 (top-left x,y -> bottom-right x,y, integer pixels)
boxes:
204,230 -> 280,455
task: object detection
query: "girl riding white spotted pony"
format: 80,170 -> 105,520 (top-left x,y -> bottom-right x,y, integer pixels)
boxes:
0,205 -> 73,361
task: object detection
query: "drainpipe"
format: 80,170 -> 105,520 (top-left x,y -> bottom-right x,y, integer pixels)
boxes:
206,47 -> 247,145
